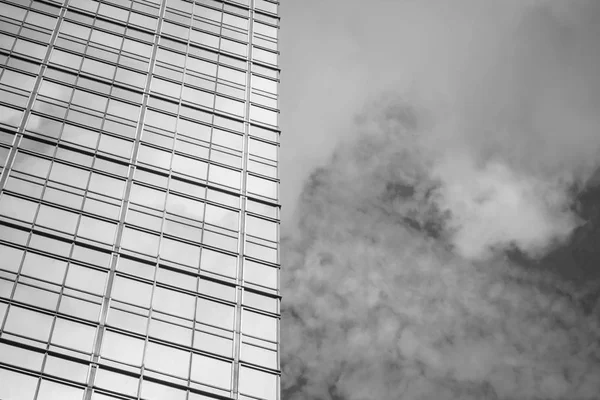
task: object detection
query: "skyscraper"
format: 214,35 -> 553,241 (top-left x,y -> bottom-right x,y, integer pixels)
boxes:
0,0 -> 280,398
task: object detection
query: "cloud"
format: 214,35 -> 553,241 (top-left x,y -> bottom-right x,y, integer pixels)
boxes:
282,104 -> 600,397
281,0 -> 600,398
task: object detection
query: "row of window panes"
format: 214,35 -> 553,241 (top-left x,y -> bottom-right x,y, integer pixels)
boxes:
136,143 -> 242,190
119,222 -> 239,263
58,16 -> 153,64
159,36 -> 247,74
32,78 -> 141,138
5,169 -> 123,221
0,2 -> 58,43
8,132 -> 277,204
139,110 -> 244,190
69,0 -> 159,31
0,366 -> 88,400
0,342 -> 91,384
176,0 -> 254,20
153,64 -> 246,101
1,284 -> 277,354
129,178 -> 278,241
99,0 -> 162,12
13,139 -> 129,181
124,215 -> 278,268
167,0 -> 249,21
0,240 -> 277,310
151,73 -> 246,116
163,6 -> 249,40
161,20 -> 247,58
0,192 -> 118,246
126,197 -> 277,244
0,259 -> 106,326
143,113 -> 243,162
116,242 -> 278,294
25,114 -> 136,162
133,168 -> 240,209
63,9 -> 155,47
154,46 -> 248,98
196,0 -> 251,11
0,307 -> 233,394
1,0 -> 60,20
0,223 -> 112,267
0,249 -> 278,319
0,246 -> 279,330
145,94 -> 245,134
49,48 -> 148,91
0,361 -> 277,400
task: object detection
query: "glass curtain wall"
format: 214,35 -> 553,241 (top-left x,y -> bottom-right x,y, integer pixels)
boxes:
0,0 -> 281,399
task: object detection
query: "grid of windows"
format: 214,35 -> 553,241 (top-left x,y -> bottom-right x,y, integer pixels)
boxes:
0,0 -> 280,399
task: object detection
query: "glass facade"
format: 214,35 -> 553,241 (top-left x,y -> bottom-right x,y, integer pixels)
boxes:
0,0 -> 280,398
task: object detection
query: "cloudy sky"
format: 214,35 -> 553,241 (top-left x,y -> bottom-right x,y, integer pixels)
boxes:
278,1 -> 600,399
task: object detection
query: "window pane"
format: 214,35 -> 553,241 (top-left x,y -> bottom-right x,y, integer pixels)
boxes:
37,379 -> 85,400
44,356 -> 88,384
148,318 -> 192,345
13,284 -> 59,311
239,366 -> 277,400
152,286 -> 195,319
196,297 -> 234,330
112,276 -> 152,308
171,154 -> 208,179
241,343 -> 277,369
160,237 -> 200,267
200,248 -> 236,278
247,175 -> 277,199
65,264 -> 107,295
130,184 -> 166,209
193,331 -> 232,358
35,205 -> 79,234
5,306 -> 53,341
190,353 -> 231,389
101,330 -> 145,365
0,194 -> 38,223
204,204 -> 238,230
95,368 -> 139,398
77,216 -> 116,244
141,380 -> 186,400
0,368 -> 38,400
250,104 -> 277,126
0,342 -> 44,371
166,193 -> 204,220
208,164 -> 240,189
121,227 -> 160,256
246,215 -> 277,241
21,252 -> 67,284
51,318 -> 96,353
242,310 -> 277,341
145,341 -> 190,378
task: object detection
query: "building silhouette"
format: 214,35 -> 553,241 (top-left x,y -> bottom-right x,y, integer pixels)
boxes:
0,0 -> 280,399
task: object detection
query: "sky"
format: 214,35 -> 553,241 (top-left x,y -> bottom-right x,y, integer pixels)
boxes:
278,1 -> 600,399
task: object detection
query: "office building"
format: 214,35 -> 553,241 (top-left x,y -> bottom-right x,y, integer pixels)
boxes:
0,0 -> 280,399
